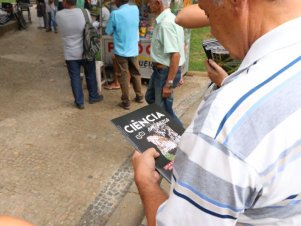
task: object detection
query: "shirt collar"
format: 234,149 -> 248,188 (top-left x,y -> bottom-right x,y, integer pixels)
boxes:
155,8 -> 171,25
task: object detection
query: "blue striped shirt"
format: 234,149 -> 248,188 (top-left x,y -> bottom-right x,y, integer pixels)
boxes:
156,17 -> 301,226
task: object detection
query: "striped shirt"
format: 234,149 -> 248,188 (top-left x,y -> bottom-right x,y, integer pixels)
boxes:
156,17 -> 301,226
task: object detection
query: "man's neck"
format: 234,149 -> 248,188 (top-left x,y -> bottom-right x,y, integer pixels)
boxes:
154,7 -> 166,17
247,0 -> 301,48
64,4 -> 76,9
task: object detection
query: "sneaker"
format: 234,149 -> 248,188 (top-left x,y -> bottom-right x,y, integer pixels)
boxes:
134,96 -> 144,103
89,95 -> 104,104
118,102 -> 130,110
46,28 -> 51,32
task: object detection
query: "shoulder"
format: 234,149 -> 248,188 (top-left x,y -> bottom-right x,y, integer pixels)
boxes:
129,4 -> 139,11
56,9 -> 66,19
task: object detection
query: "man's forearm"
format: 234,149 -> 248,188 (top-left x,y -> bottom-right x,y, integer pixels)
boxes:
167,52 -> 180,83
137,184 -> 168,226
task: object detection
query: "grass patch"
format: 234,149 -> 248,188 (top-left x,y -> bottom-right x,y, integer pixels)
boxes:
188,27 -> 212,72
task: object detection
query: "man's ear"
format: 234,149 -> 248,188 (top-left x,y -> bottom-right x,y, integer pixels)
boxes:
157,0 -> 163,6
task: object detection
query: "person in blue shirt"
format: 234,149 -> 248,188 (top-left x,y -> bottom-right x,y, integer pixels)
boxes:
105,0 -> 143,110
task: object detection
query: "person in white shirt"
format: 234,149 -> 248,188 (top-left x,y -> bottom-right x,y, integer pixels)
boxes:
45,0 -> 57,32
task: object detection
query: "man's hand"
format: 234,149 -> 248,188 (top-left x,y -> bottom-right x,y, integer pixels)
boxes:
132,148 -> 168,226
162,85 -> 172,99
132,148 -> 161,187
205,59 -> 228,87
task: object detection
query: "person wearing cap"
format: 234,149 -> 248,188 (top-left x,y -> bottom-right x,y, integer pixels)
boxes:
144,0 -> 185,127
132,0 -> 301,225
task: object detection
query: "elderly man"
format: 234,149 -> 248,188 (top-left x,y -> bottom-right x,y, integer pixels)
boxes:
145,0 -> 185,127
132,0 -> 301,225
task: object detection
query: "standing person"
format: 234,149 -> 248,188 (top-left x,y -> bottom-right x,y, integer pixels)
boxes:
45,0 -> 57,32
92,5 -> 110,34
145,0 -> 185,127
105,0 -> 143,110
93,5 -> 111,95
36,0 -> 46,28
57,0 -> 102,109
132,0 -> 301,226
100,5 -> 110,34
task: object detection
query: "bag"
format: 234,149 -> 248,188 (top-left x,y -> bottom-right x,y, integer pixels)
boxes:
81,9 -> 100,61
0,9 -> 10,25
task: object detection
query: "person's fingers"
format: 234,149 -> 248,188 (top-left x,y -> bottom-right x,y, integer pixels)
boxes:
208,59 -> 227,77
205,59 -> 216,73
162,87 -> 172,98
178,77 -> 184,86
132,150 -> 142,166
144,147 -> 160,158
132,148 -> 159,166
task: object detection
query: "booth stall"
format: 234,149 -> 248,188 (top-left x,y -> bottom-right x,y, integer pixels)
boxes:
93,0 -> 192,80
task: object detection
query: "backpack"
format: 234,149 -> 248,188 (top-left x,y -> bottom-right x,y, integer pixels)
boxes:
81,9 -> 100,61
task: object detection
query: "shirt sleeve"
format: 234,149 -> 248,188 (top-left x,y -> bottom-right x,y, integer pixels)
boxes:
161,23 -> 180,54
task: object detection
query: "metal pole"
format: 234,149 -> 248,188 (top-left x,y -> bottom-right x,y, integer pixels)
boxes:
98,0 -> 103,62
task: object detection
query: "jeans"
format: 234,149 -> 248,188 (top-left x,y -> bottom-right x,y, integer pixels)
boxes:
145,66 -> 183,127
66,60 -> 100,106
47,10 -> 57,31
